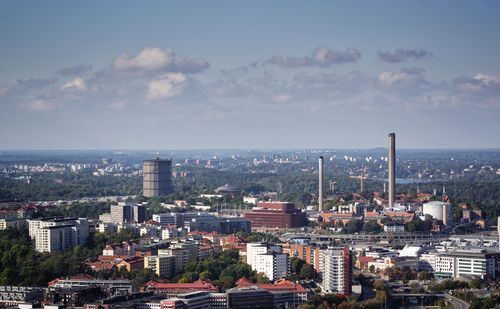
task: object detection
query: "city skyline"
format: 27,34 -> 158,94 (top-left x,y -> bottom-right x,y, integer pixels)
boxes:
1,1 -> 500,150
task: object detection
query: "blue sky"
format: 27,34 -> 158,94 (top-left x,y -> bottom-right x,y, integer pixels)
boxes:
1,1 -> 500,149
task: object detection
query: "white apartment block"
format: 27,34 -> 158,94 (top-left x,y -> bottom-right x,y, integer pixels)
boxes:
321,247 -> 351,295
246,243 -> 289,281
253,252 -> 290,281
246,242 -> 281,266
28,218 -> 89,253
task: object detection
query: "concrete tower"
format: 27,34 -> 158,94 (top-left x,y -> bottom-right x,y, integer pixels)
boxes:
143,158 -> 173,197
388,133 -> 396,208
318,156 -> 324,212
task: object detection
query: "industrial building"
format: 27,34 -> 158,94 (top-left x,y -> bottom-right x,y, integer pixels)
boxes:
422,201 -> 452,226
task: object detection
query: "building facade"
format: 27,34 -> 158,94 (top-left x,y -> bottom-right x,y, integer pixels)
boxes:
321,247 -> 352,295
143,158 -> 172,197
28,217 -> 89,253
244,202 -> 307,229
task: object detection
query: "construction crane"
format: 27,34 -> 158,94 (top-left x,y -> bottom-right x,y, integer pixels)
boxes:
350,175 -> 368,192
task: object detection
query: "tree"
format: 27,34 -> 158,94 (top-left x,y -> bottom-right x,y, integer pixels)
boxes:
299,264 -> 315,280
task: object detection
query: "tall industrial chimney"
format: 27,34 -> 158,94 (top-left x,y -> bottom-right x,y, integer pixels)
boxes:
318,156 -> 324,212
388,133 -> 396,208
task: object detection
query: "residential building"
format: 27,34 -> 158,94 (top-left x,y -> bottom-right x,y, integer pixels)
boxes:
144,255 -> 175,278
321,247 -> 352,295
284,243 -> 324,272
28,217 -> 89,253
253,252 -> 290,281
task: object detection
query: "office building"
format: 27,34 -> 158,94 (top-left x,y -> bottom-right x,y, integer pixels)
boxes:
219,217 -> 251,234
110,203 -> 145,224
143,281 -> 217,297
388,133 -> 396,208
226,286 -> 274,309
49,277 -> 133,296
0,286 -> 44,307
143,158 -> 173,197
131,204 -> 146,223
420,249 -> 500,280
321,247 -> 352,295
110,203 -> 131,224
244,202 -> 307,229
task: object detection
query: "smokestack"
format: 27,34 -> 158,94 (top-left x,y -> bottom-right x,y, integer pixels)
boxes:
388,133 -> 396,208
319,156 -> 324,212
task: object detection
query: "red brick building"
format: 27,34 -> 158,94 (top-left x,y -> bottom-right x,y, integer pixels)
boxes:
244,202 -> 307,229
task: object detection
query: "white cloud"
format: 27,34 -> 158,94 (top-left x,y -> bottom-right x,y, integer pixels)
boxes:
474,73 -> 500,84
378,68 -> 425,86
454,73 -> 500,93
109,101 -> 127,110
60,77 -> 87,92
146,73 -> 187,100
112,47 -> 175,72
22,99 -> 56,111
266,47 -> 361,68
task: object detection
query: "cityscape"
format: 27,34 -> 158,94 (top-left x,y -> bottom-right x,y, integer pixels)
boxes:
1,1 -> 500,309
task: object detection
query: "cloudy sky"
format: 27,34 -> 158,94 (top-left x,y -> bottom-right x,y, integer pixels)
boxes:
1,1 -> 500,150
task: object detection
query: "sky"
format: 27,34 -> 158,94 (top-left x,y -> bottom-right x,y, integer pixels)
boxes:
1,1 -> 500,150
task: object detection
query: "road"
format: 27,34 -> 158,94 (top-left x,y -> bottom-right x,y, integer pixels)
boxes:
443,294 -> 470,309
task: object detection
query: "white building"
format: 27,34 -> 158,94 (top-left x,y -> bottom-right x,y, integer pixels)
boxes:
252,252 -> 290,281
246,243 -> 289,281
384,222 -> 405,233
321,247 -> 352,295
419,249 -> 500,279
246,242 -> 281,266
28,218 -> 89,253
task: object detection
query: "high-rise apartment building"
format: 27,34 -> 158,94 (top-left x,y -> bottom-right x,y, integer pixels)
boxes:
143,158 -> 173,197
321,247 -> 352,295
246,243 -> 289,281
28,218 -> 89,253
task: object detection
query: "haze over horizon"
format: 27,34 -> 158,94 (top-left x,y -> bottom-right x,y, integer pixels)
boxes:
1,1 -> 500,150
